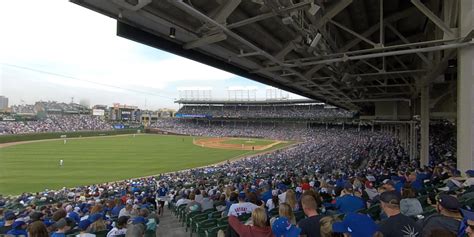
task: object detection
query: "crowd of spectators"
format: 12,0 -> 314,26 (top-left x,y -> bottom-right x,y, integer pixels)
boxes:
177,105 -> 355,119
0,115 -> 113,135
1,119 -> 471,237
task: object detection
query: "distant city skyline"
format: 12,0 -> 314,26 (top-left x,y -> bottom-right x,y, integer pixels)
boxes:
0,0 -> 305,110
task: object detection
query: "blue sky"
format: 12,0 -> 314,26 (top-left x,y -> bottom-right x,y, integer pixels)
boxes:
0,0 -> 303,109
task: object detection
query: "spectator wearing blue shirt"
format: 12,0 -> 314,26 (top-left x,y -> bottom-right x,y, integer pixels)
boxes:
391,176 -> 405,193
6,221 -> 28,237
50,218 -> 70,237
260,185 -> 272,203
157,183 -> 168,216
335,183 -> 366,214
111,200 -> 123,217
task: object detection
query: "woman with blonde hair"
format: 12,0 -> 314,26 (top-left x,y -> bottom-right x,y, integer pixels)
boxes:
270,203 -> 296,225
228,207 -> 272,237
285,189 -> 299,211
320,216 -> 343,237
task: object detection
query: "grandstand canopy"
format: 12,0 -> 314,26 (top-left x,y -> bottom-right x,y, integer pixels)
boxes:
175,98 -> 323,105
71,0 -> 471,115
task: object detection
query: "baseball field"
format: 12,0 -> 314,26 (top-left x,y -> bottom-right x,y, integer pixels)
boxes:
0,134 -> 291,195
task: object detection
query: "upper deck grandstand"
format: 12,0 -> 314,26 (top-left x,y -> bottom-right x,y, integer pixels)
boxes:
175,99 -> 355,120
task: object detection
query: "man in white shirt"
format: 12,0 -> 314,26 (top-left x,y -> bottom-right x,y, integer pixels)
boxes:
119,201 -> 134,217
464,170 -> 474,187
227,192 -> 259,217
176,193 -> 191,207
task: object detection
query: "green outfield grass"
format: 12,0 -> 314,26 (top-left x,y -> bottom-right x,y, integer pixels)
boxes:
0,134 -> 291,195
221,138 -> 278,146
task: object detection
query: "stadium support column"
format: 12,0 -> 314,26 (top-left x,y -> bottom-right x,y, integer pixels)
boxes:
420,82 -> 430,166
458,0 -> 474,172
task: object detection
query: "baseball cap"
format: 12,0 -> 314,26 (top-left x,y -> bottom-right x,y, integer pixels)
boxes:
438,194 -> 460,211
54,218 -> 67,229
343,182 -> 353,190
11,221 -> 26,229
238,192 -> 246,199
332,213 -> 378,237
466,170 -> 474,177
272,217 -> 301,237
461,209 -> 474,221
382,179 -> 395,187
89,213 -> 103,223
366,175 -> 376,182
5,211 -> 16,220
30,212 -> 44,221
43,219 -> 55,227
380,191 -> 401,205
78,220 -> 91,230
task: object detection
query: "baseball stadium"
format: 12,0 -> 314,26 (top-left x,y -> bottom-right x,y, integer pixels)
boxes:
0,0 -> 473,237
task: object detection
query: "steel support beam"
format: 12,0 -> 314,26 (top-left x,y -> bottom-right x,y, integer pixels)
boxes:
386,23 -> 432,67
183,33 -> 227,49
411,0 -> 456,38
295,42 -> 473,67
457,0 -> 474,172
420,81 -> 430,166
329,20 -> 377,47
111,0 -> 151,11
227,1 -> 312,29
341,8 -> 419,51
313,0 -> 353,30
211,0 -> 241,24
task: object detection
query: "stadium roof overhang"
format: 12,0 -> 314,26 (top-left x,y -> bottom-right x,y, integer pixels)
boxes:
175,98 -> 323,105
71,0 -> 473,113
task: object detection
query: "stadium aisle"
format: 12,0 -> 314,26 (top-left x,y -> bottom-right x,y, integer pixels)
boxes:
156,210 -> 187,237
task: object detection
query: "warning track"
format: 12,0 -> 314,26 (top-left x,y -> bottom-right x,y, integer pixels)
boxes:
193,137 -> 283,150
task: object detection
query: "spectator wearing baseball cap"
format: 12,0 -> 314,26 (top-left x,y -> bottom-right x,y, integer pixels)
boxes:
463,170 -> 474,188
335,182 -> 366,214
51,218 -> 71,237
332,213 -> 379,237
419,194 -> 462,236
6,220 -> 28,236
106,216 -> 129,237
378,191 -> 421,237
460,209 -> 474,237
75,219 -> 95,237
227,192 -> 260,217
272,216 -> 301,237
0,211 -> 15,234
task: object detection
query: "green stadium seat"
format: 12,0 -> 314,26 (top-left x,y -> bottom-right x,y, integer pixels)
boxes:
359,204 -> 381,221
195,219 -> 218,237
421,206 -> 436,218
145,229 -> 156,237
237,213 -> 251,222
294,211 -> 305,222
205,224 -> 228,237
93,230 -> 109,237
190,213 -> 210,237
185,211 -> 202,230
210,211 -> 223,219
269,208 -> 279,218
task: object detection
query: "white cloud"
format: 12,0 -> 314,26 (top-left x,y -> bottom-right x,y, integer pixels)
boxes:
0,0 -> 236,93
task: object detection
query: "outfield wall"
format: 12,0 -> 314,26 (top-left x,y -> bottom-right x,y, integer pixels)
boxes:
0,129 -> 137,144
